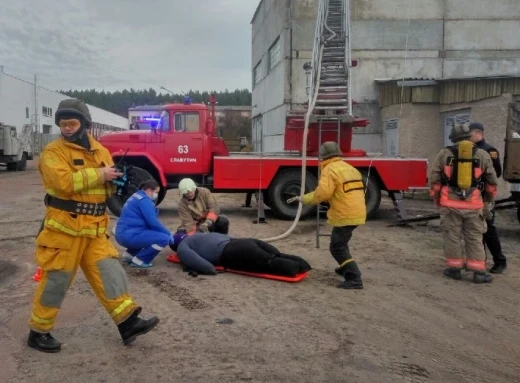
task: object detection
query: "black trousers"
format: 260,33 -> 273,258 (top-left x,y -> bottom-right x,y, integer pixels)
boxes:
484,209 -> 506,264
221,238 -> 311,277
330,226 -> 362,280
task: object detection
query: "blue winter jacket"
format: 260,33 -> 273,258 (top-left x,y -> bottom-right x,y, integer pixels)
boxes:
115,190 -> 170,237
176,233 -> 231,275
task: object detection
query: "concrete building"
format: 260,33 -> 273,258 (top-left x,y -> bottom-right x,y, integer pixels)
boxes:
0,70 -> 129,150
250,0 -> 520,168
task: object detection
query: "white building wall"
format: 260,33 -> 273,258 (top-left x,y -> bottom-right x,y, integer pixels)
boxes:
0,72 -> 128,136
251,0 -> 288,152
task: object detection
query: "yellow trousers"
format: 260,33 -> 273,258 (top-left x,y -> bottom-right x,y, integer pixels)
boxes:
29,228 -> 139,333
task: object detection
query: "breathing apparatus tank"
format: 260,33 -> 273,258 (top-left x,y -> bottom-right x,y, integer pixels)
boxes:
456,139 -> 474,191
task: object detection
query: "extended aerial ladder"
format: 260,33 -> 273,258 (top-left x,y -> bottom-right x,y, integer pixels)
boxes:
305,0 -> 357,247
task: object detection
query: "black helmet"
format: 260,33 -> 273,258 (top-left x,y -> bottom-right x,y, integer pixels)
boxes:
55,99 -> 92,127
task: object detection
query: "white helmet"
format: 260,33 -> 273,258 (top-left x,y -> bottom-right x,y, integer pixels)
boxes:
178,178 -> 197,196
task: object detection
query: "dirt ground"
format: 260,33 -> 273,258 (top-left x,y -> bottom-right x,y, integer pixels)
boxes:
1,159 -> 519,383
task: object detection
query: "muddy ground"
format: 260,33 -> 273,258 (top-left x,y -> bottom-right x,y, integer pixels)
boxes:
0,159 -> 519,383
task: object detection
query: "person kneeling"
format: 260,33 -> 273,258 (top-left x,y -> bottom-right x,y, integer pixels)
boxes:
177,178 -> 229,235
170,232 -> 311,277
115,179 -> 174,268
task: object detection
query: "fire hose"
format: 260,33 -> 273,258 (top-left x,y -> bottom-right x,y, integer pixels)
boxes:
260,45 -> 325,243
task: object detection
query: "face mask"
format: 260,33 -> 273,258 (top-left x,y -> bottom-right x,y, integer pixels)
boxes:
152,192 -> 158,201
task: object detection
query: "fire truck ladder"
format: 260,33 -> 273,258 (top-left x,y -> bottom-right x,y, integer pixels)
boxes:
309,0 -> 354,248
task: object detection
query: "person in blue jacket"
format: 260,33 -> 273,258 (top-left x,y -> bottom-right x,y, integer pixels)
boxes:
115,179 -> 174,268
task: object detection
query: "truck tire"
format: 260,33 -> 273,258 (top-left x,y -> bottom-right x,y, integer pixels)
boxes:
6,162 -> 17,171
157,187 -> 167,205
360,170 -> 382,219
106,167 -> 157,217
517,206 -> 520,224
267,168 -> 318,220
16,154 -> 27,171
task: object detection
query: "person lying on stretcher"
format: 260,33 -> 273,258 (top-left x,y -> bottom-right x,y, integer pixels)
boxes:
170,232 -> 312,277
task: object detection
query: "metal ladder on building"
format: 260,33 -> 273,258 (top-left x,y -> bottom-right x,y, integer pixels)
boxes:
306,0 -> 354,248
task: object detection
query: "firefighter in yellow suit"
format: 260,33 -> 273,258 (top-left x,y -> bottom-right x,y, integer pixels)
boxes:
28,99 -> 160,353
288,141 -> 366,289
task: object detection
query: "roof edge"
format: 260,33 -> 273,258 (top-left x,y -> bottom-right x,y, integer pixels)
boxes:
251,0 -> 264,24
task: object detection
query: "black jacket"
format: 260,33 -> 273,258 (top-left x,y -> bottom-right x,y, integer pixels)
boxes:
476,139 -> 502,178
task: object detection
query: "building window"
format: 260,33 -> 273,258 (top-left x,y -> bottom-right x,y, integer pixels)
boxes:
268,36 -> 281,71
443,110 -> 470,146
174,112 -> 200,132
26,107 -> 29,118
42,106 -> 53,117
253,60 -> 263,86
42,124 -> 52,134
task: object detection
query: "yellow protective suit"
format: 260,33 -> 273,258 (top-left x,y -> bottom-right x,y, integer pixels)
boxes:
29,135 -> 139,333
302,157 -> 367,226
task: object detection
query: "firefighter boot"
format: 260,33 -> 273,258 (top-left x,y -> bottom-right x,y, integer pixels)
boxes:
117,308 -> 160,345
473,272 -> 493,284
337,261 -> 363,290
27,330 -> 62,353
443,268 -> 462,281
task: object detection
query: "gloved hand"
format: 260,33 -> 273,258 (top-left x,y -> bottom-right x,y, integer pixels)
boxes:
483,202 -> 494,220
169,234 -> 175,246
287,196 -> 302,204
198,219 -> 213,233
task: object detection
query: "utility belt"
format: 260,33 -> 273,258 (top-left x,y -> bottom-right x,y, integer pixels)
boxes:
44,195 -> 107,216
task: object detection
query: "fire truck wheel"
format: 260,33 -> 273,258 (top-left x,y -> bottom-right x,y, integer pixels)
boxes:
106,167 -> 157,217
268,168 -> 318,220
361,170 -> 382,219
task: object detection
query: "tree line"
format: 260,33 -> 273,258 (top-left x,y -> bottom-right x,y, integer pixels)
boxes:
58,88 -> 252,118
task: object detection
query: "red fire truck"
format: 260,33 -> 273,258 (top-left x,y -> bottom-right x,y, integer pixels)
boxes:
98,95 -> 428,221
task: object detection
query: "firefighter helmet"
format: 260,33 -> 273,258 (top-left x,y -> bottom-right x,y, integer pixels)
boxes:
178,178 -> 197,196
319,141 -> 342,160
449,123 -> 472,143
55,98 -> 92,127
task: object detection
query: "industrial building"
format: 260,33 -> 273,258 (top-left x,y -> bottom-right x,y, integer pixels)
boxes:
0,69 -> 129,151
250,0 -> 520,178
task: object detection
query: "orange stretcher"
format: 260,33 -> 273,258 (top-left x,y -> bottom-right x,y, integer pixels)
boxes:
166,254 -> 310,283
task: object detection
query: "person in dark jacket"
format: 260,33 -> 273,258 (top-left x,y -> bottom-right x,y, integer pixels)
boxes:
115,179 -> 174,268
469,122 -> 507,273
170,232 -> 312,277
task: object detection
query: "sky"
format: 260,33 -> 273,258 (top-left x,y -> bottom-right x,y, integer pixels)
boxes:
0,0 -> 259,93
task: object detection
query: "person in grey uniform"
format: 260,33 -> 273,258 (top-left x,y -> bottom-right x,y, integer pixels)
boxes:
171,232 -> 311,277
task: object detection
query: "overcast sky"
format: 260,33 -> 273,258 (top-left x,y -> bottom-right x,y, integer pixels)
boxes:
0,0 -> 259,93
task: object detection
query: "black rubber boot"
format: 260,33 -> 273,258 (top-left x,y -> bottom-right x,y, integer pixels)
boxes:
335,261 -> 363,289
338,279 -> 363,289
117,309 -> 160,346
443,268 -> 462,281
27,330 -> 61,353
490,261 -> 507,274
473,272 -> 493,284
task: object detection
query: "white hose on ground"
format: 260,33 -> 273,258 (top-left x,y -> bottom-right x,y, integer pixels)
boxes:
260,45 -> 325,243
